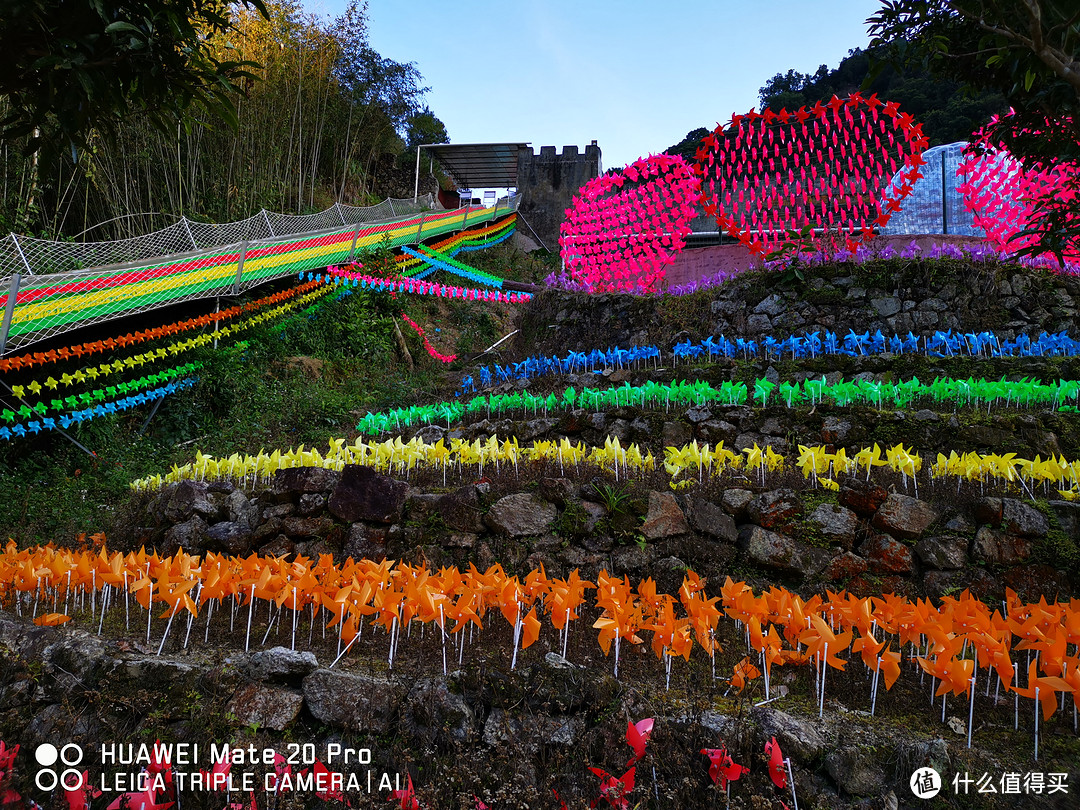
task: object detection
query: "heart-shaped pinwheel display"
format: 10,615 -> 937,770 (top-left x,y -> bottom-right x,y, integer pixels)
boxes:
957,114 -> 1080,260
695,94 -> 929,256
559,153 -> 702,293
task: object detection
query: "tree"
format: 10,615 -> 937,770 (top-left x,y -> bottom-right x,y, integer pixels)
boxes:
867,0 -> 1080,261
405,107 -> 449,150
0,0 -> 268,158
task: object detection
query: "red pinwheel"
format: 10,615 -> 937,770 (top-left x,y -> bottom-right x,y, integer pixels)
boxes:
700,748 -> 745,790
390,774 -> 420,810
697,95 -> 927,257
267,753 -> 291,794
312,760 -> 346,804
64,770 -> 102,810
223,793 -> 257,810
624,718 -> 654,766
106,779 -> 174,810
588,766 -> 635,809
765,736 -> 787,789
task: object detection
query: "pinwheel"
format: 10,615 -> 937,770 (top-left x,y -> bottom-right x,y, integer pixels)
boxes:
625,718 -> 654,767
765,736 -> 787,790
63,770 -> 102,810
801,614 -> 853,717
560,153 -> 702,293
700,747 -> 745,792
588,766 -> 635,809
106,780 -> 174,810
390,774 -> 420,810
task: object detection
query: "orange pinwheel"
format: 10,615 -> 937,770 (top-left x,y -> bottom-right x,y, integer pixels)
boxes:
730,656 -> 760,693
1013,660 -> 1073,720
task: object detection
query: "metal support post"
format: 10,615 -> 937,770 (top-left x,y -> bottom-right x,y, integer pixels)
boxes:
0,273 -> 22,356
389,200 -> 396,218
416,210 -> 426,243
414,146 -> 422,202
181,217 -> 198,250
262,209 -> 276,237
335,203 -> 348,226
941,150 -> 949,235
462,203 -> 470,230
11,234 -> 33,273
233,241 -> 248,296
347,225 -> 363,264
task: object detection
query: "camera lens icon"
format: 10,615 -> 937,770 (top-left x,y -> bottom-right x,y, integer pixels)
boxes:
34,743 -> 84,792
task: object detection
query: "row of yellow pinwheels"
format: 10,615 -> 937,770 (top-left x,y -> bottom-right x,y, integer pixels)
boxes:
129,434 -> 1080,500
7,283 -> 334,403
3,542 -> 1077,749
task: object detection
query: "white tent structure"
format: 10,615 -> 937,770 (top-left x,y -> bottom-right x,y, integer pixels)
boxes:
882,141 -> 985,237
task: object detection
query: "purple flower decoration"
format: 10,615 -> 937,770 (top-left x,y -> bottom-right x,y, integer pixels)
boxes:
901,240 -> 921,259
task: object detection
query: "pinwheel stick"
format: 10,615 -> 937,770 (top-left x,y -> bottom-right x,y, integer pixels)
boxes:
97,585 -> 109,636
819,643 -> 828,718
244,585 -> 255,653
157,610 -> 175,656
786,758 -> 799,810
1034,686 -> 1041,761
146,581 -> 154,644
291,589 -> 298,651
439,605 -> 448,676
871,659 -> 880,716
967,650 -> 977,749
562,608 -> 570,659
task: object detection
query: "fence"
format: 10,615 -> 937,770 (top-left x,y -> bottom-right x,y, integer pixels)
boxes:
0,194 -> 521,356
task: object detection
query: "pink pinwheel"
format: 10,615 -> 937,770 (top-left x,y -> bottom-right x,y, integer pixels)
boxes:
560,154 -> 702,293
957,112 -> 1079,263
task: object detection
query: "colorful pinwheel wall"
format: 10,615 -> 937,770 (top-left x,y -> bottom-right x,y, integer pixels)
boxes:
696,94 -> 929,256
957,115 -> 1080,261
559,154 -> 702,293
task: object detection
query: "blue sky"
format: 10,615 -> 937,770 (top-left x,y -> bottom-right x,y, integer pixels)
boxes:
305,0 -> 883,170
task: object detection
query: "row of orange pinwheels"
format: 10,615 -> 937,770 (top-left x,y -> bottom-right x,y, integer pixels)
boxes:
2,542 -> 1077,753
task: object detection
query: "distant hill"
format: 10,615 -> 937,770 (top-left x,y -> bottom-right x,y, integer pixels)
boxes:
667,47 -> 1007,160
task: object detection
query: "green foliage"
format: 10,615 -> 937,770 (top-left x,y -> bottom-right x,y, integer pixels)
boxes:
867,0 -> 1080,263
0,0 -> 268,157
0,284 -> 433,544
591,481 -> 632,517
0,0 -> 443,237
665,45 -> 1007,158
757,47 -> 1007,146
354,234 -> 399,279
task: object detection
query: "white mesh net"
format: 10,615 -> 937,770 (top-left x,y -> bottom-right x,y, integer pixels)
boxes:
0,193 -> 521,355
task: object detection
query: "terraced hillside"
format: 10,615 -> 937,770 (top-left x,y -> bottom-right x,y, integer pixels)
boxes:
1,249 -> 1079,810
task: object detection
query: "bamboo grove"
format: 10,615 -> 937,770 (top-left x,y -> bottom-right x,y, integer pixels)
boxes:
0,0 -> 441,239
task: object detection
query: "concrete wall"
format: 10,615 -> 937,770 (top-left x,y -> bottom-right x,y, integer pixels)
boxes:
516,142 -> 601,251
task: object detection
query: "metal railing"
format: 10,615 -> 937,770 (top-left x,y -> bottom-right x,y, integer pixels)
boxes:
0,193 -> 521,355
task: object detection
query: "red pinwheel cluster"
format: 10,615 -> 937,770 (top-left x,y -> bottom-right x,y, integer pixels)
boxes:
559,154 -> 702,293
957,114 -> 1080,261
696,94 -> 929,256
